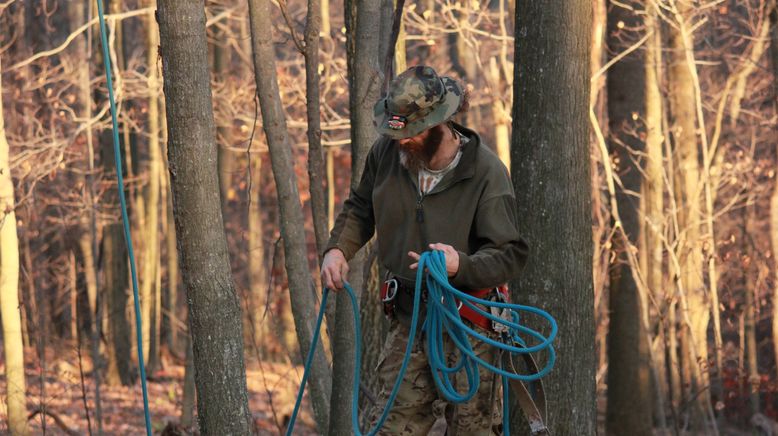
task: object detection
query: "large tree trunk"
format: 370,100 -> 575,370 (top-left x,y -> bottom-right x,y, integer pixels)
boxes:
511,1 -> 595,434
0,55 -> 30,436
247,0 -> 333,431
340,0 -> 384,431
157,2 -> 252,433
605,2 -> 652,434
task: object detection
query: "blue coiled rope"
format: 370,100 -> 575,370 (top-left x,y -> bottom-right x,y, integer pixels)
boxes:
96,3 -> 152,435
288,250 -> 557,435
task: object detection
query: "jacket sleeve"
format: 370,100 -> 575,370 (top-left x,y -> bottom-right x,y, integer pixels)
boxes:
323,143 -> 379,260
449,191 -> 529,290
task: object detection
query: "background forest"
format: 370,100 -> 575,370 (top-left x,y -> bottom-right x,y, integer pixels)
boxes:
0,0 -> 777,435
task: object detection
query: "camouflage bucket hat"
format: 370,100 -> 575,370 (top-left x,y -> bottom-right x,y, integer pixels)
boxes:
373,66 -> 464,139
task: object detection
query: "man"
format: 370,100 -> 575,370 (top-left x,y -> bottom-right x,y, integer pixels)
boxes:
321,65 -> 528,435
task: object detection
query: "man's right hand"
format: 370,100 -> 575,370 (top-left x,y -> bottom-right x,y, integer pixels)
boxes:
321,248 -> 349,291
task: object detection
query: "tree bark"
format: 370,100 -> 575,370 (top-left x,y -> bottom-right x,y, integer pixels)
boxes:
667,1 -> 710,427
68,0 -> 104,430
305,0 -> 329,258
0,54 -> 30,436
247,0 -> 333,431
744,199 -> 760,414
769,0 -> 778,390
157,2 -> 253,433
145,1 -> 162,374
644,5 -> 667,428
338,0 -> 384,431
511,1 -> 595,434
605,2 -> 652,434
101,129 -> 134,387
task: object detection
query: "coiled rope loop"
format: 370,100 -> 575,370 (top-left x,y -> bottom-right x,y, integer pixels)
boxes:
287,250 -> 557,436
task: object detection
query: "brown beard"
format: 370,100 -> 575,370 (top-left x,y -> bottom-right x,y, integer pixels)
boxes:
398,124 -> 446,173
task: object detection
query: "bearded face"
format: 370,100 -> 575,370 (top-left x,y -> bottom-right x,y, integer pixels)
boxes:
397,124 -> 446,172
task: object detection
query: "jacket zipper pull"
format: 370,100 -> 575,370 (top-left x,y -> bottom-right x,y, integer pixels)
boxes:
416,199 -> 424,223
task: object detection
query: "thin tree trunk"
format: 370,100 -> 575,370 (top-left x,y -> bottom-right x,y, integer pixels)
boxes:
644,5 -> 667,428
247,0 -> 333,431
214,25 -> 234,212
68,1 -> 104,428
605,1 -> 652,432
101,130 -> 134,387
744,200 -> 760,414
511,1 -> 595,434
667,1 -> 710,428
145,2 -> 162,373
0,54 -> 30,436
769,0 -> 778,389
248,154 -> 268,353
305,0 -> 329,258
157,2 -> 253,433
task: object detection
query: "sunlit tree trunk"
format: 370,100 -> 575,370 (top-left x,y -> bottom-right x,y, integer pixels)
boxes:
144,2 -> 162,373
0,54 -> 30,436
644,5 -> 667,427
248,0 -> 333,430
512,1 -> 595,433
605,1 -> 652,433
157,1 -> 253,432
248,154 -> 268,353
667,1 -> 709,427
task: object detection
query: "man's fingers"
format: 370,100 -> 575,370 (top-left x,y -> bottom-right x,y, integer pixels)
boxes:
408,251 -> 420,260
410,262 -> 418,270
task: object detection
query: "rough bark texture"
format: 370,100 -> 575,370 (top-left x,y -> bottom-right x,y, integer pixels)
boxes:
338,0 -> 384,431
511,1 -> 595,434
247,0 -> 332,431
156,2 -> 252,434
605,2 -> 652,434
0,55 -> 30,436
305,0 -> 329,258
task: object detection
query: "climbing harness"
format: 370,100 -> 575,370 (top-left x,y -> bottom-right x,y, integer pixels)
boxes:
288,250 -> 557,435
96,3 -> 152,435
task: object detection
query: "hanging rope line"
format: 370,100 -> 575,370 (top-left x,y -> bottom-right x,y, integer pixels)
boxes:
95,3 -> 152,435
287,250 -> 557,436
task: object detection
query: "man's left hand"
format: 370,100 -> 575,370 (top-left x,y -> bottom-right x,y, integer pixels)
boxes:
408,243 -> 460,277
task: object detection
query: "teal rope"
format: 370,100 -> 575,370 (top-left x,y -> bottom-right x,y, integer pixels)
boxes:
95,3 -> 152,435
287,250 -> 556,435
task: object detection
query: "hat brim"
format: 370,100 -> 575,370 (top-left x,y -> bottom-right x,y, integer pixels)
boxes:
373,77 -> 464,140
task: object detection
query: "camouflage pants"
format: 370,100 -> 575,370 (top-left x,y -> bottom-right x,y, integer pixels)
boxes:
368,319 -> 502,435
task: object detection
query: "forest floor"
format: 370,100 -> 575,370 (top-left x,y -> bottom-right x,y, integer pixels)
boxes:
1,341 -> 772,435
0,342 -> 319,435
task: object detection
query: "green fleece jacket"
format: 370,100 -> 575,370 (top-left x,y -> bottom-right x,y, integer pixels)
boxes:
325,124 -> 528,290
